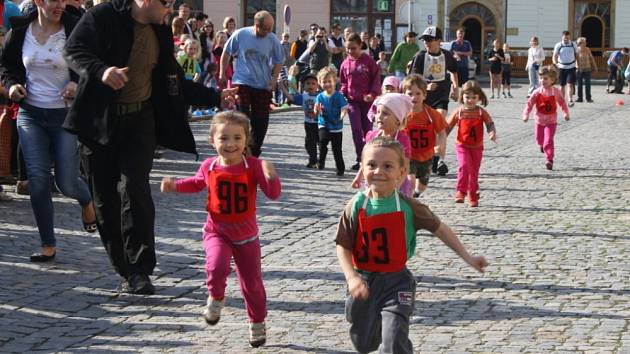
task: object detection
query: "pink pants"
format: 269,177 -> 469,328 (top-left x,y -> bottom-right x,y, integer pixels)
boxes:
535,123 -> 557,162
455,144 -> 484,194
203,232 -> 266,323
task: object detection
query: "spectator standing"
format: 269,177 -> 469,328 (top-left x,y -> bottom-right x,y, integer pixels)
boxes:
575,37 -> 597,102
280,32 -> 294,67
369,36 -> 381,62
450,27 -> 472,86
388,31 -> 419,81
526,36 -> 545,97
220,10 -> 284,157
306,27 -> 333,75
552,31 -> 578,106
199,19 -> 215,72
63,0 -> 231,294
178,3 -> 196,39
223,16 -> 235,37
329,23 -> 345,70
487,39 -> 504,99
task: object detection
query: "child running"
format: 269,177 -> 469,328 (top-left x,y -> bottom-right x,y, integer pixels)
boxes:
367,75 -> 401,123
351,93 -> 414,196
299,74 -> 321,168
340,33 -> 382,170
402,74 -> 447,198
160,112 -> 281,348
315,66 -> 349,176
522,65 -> 570,170
446,81 -> 497,207
336,136 -> 488,354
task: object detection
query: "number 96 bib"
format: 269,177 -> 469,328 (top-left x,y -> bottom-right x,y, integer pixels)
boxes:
206,158 -> 256,223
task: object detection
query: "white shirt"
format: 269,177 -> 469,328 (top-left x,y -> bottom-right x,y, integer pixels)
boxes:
553,41 -> 578,69
526,46 -> 545,70
22,24 -> 69,109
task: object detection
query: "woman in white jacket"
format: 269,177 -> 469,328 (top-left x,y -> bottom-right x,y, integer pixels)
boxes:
526,36 -> 546,97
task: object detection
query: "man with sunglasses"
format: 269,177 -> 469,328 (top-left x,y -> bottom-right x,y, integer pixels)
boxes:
409,26 -> 459,176
63,0 -> 234,295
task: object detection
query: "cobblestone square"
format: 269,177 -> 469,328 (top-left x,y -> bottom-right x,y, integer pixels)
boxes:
1,83 -> 629,353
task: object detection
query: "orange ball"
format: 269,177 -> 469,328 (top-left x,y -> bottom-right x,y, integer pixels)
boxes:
616,99 -> 625,106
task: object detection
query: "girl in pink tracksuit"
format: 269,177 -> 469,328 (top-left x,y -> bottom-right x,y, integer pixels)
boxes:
339,33 -> 382,170
160,111 -> 280,348
522,65 -> 570,170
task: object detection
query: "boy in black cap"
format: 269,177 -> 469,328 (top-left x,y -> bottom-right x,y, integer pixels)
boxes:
409,26 -> 458,176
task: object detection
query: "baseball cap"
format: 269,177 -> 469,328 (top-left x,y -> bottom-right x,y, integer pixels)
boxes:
420,26 -> 442,41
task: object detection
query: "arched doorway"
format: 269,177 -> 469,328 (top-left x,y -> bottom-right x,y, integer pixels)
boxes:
462,17 -> 482,73
580,16 -> 604,55
450,2 -> 497,73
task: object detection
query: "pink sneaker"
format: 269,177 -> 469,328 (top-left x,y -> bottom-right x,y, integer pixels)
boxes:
468,192 -> 479,207
454,191 -> 465,203
546,160 -> 553,170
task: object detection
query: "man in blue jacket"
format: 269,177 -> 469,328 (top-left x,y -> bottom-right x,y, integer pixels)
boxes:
64,0 -> 232,295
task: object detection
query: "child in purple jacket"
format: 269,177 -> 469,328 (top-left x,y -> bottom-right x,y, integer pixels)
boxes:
339,33 -> 381,170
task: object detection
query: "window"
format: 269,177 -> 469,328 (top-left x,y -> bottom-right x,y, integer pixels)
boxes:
243,0 -> 277,31
331,0 -> 395,52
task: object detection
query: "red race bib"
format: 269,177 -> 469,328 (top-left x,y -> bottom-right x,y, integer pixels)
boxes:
352,193 -> 407,273
407,108 -> 437,161
457,108 -> 484,146
206,158 -> 256,223
535,94 -> 557,115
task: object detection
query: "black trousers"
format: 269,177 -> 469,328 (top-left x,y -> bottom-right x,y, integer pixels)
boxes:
236,85 -> 271,157
304,122 -> 319,164
318,128 -> 344,172
80,105 -> 156,278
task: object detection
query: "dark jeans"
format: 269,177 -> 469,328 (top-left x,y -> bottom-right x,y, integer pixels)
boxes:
304,122 -> 319,164
457,62 -> 469,86
577,70 -> 592,101
80,104 -> 157,278
318,128 -> 344,172
236,85 -> 272,157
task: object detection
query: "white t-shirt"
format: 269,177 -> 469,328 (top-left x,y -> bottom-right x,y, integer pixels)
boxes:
553,41 -> 578,69
22,24 -> 69,109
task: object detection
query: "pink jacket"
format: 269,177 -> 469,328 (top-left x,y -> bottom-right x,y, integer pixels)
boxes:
175,156 -> 281,242
522,86 -> 569,125
339,53 -> 381,103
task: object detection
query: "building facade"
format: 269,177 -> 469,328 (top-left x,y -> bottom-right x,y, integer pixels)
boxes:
201,0 -> 629,57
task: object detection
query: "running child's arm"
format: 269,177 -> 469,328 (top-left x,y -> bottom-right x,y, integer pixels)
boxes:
522,94 -> 536,122
350,166 -> 364,189
482,110 -> 497,141
444,110 -> 459,135
336,245 -> 369,299
255,159 -> 281,200
433,222 -> 488,273
161,159 -> 211,193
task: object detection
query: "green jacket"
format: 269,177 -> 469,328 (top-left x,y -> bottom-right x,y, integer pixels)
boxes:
388,42 -> 420,73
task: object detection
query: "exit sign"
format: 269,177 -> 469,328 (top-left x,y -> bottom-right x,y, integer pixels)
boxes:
377,0 -> 389,11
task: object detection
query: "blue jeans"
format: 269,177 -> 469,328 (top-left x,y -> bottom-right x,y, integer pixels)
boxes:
17,103 -> 91,247
528,65 -> 540,95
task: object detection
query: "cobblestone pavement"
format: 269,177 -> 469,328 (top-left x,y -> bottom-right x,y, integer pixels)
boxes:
1,83 -> 629,354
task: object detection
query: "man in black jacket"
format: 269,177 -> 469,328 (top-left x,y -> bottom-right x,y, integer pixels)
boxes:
63,0 -> 232,295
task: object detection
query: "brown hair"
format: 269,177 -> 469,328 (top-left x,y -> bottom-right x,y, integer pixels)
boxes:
458,80 -> 488,107
401,74 -> 427,94
362,136 -> 405,167
538,65 -> 558,84
209,111 -> 252,156
346,33 -> 362,46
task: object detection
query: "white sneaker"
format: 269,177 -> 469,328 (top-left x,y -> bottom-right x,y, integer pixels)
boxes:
203,298 -> 224,325
249,322 -> 266,348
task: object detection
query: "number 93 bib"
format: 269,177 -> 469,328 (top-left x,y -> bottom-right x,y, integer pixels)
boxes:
353,192 -> 407,273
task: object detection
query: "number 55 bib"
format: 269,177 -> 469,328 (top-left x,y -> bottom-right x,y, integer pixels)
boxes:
353,192 -> 407,273
206,158 -> 256,223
